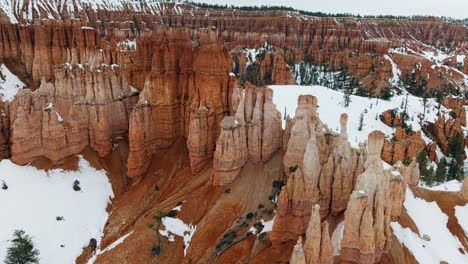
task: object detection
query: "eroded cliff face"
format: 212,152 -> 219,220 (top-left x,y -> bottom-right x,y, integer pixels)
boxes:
0,2 -> 466,174
127,29 -> 234,179
9,64 -> 138,164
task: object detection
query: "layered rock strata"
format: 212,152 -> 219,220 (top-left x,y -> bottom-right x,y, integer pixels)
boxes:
9,65 -> 137,164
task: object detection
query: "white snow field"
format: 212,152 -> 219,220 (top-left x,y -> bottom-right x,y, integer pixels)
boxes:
0,156 -> 114,264
269,85 -> 452,148
422,180 -> 462,192
0,63 -> 26,102
158,203 -> 197,256
391,188 -> 468,264
455,205 -> 468,236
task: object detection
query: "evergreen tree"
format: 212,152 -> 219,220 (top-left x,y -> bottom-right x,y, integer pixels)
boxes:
4,230 -> 40,264
448,134 -> 464,163
435,157 -> 448,183
447,134 -> 465,181
358,112 -> 364,131
416,150 -> 429,177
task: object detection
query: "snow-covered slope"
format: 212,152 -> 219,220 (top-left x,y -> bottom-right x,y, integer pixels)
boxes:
269,85 -> 452,148
0,0 -> 186,23
0,63 -> 25,102
391,188 -> 468,264
0,156 -> 113,264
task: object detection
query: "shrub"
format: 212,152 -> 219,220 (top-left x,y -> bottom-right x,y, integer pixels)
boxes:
151,245 -> 162,256
216,230 -> 236,251
246,212 -> 254,220
4,230 -> 40,264
166,210 -> 178,218
73,180 -> 81,191
89,238 -> 97,251
288,165 -> 298,173
254,222 -> 264,233
380,87 -> 393,100
1,180 -> 7,190
272,180 -> 285,190
449,110 -> 457,119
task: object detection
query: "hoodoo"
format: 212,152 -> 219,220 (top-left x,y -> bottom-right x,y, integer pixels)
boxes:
0,1 -> 466,264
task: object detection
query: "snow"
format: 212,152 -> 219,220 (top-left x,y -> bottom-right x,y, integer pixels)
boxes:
455,205 -> 468,236
249,216 -> 276,235
87,231 -> 133,264
391,187 -> 468,264
269,85 -> 448,148
0,64 -> 26,102
383,54 -> 402,86
331,221 -> 344,256
0,156 -> 114,264
158,203 -> 196,256
421,180 -> 462,192
457,55 -> 466,66
117,39 -> 137,51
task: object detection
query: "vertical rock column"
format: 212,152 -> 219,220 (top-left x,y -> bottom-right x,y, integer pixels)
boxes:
340,131 -> 402,264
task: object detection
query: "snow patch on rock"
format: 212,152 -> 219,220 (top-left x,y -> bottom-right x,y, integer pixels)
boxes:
0,64 -> 26,102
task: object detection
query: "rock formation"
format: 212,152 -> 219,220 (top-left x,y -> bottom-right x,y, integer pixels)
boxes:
302,204 -> 334,264
442,96 -> 467,127
432,114 -> 464,155
212,85 -> 282,185
320,114 -> 365,217
340,131 -> 402,264
9,65 -> 137,165
380,109 -> 403,128
290,237 -> 307,264
273,107 -> 364,242
460,177 -> 468,202
289,205 -> 333,264
381,127 -> 426,165
283,95 -> 318,174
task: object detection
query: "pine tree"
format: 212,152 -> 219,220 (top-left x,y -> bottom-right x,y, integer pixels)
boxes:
416,150 -> 429,177
358,112 -> 364,131
447,134 -> 465,181
4,230 -> 40,264
435,157 -> 448,183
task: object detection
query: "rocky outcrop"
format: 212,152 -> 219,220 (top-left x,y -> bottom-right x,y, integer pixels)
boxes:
320,114 -> 365,217
283,95 -> 318,173
442,96 -> 467,127
0,100 -> 9,159
9,65 -> 137,165
432,114 -> 464,155
290,237 -> 307,264
212,85 -> 282,185
340,131 -> 404,264
381,127 -> 426,164
302,205 -> 334,264
273,104 -> 364,243
460,177 -> 468,202
380,109 -> 403,128
404,160 -> 420,186
288,205 -> 333,264
127,29 -> 233,178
